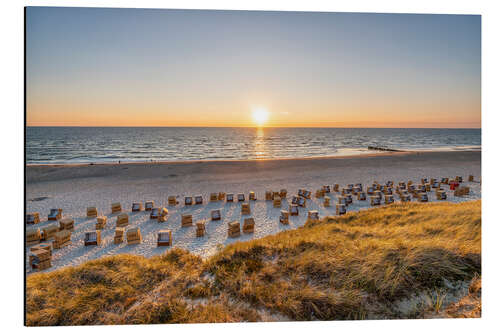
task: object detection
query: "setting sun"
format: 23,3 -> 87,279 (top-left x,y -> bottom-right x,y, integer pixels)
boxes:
252,108 -> 269,127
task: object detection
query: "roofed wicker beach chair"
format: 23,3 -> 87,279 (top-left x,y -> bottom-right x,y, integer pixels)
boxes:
150,207 -> 160,219
249,191 -> 257,201
182,214 -> 193,227
127,227 -> 142,245
210,193 -> 218,202
185,196 -> 193,205
280,210 -> 290,224
280,189 -> 287,199
158,207 -> 169,222
218,192 -> 226,201
84,230 -> 101,246
384,187 -> 393,195
29,248 -> 51,272
333,184 -> 339,192
441,177 -> 449,184
116,213 -> 129,227
59,218 -> 74,231
265,190 -> 273,201
455,176 -> 463,183
168,196 -> 178,206
299,189 -> 311,199
468,175 -> 474,182
227,221 -> 240,238
352,187 -> 360,194
454,186 -> 470,197
237,193 -> 245,202
322,185 -> 331,193
367,187 -> 375,195
355,183 -> 363,190
398,182 -> 406,189
211,209 -> 221,221
132,202 -> 143,212
157,229 -> 172,246
145,201 -> 154,211
347,184 -> 354,189
357,192 -> 367,201
114,227 -> 125,244
26,212 -> 40,225
336,204 -> 346,215
273,197 -> 281,208
436,190 -> 447,200
421,178 -> 429,184
196,221 -> 206,237
338,196 -> 347,206
344,194 -> 353,205
432,180 -> 440,188
48,208 -> 62,221
315,189 -> 325,198
384,195 -> 395,204
26,228 -> 41,246
243,217 -> 255,233
297,196 -> 306,207
418,192 -> 429,202
307,210 -> 319,223
289,204 -> 299,216
195,195 -> 203,205
87,206 -> 98,218
41,225 -> 59,241
241,203 -> 251,215
324,196 -> 331,207
31,242 -> 52,256
273,191 -> 280,200
53,230 -> 71,249
400,192 -> 411,202
370,196 -> 381,206
96,216 -> 107,230
226,193 -> 234,202
111,202 -> 122,214
374,190 -> 382,199
291,195 -> 299,205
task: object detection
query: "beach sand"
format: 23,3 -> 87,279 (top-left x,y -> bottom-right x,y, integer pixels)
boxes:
26,151 -> 481,273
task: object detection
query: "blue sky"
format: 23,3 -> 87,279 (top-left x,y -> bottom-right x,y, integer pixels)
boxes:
26,7 -> 481,127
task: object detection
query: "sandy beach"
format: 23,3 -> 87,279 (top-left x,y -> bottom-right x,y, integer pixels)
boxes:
25,150 -> 481,273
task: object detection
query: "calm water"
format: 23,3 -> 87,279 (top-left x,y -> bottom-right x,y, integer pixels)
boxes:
26,127 -> 481,164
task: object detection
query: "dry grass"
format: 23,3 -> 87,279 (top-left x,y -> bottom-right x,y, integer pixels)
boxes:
26,200 -> 481,325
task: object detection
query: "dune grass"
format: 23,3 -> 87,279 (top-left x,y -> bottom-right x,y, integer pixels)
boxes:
26,200 -> 481,325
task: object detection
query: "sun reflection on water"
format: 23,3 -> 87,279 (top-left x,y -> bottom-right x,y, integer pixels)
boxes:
253,127 -> 268,159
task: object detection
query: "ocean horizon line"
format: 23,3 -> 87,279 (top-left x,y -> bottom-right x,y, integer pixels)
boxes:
26,125 -> 482,130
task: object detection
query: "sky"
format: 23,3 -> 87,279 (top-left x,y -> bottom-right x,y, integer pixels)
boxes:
26,7 -> 481,128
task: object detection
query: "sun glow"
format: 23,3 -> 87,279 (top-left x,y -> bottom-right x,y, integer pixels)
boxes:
252,107 -> 269,127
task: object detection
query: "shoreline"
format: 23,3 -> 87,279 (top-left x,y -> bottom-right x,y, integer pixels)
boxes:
26,150 -> 408,168
25,149 -> 480,168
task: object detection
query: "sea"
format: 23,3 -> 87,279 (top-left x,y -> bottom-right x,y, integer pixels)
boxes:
26,127 -> 481,165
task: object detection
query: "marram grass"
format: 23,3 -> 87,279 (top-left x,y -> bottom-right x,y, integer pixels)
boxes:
26,200 -> 481,325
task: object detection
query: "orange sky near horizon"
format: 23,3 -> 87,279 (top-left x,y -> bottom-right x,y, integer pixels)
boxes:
26,96 -> 481,128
